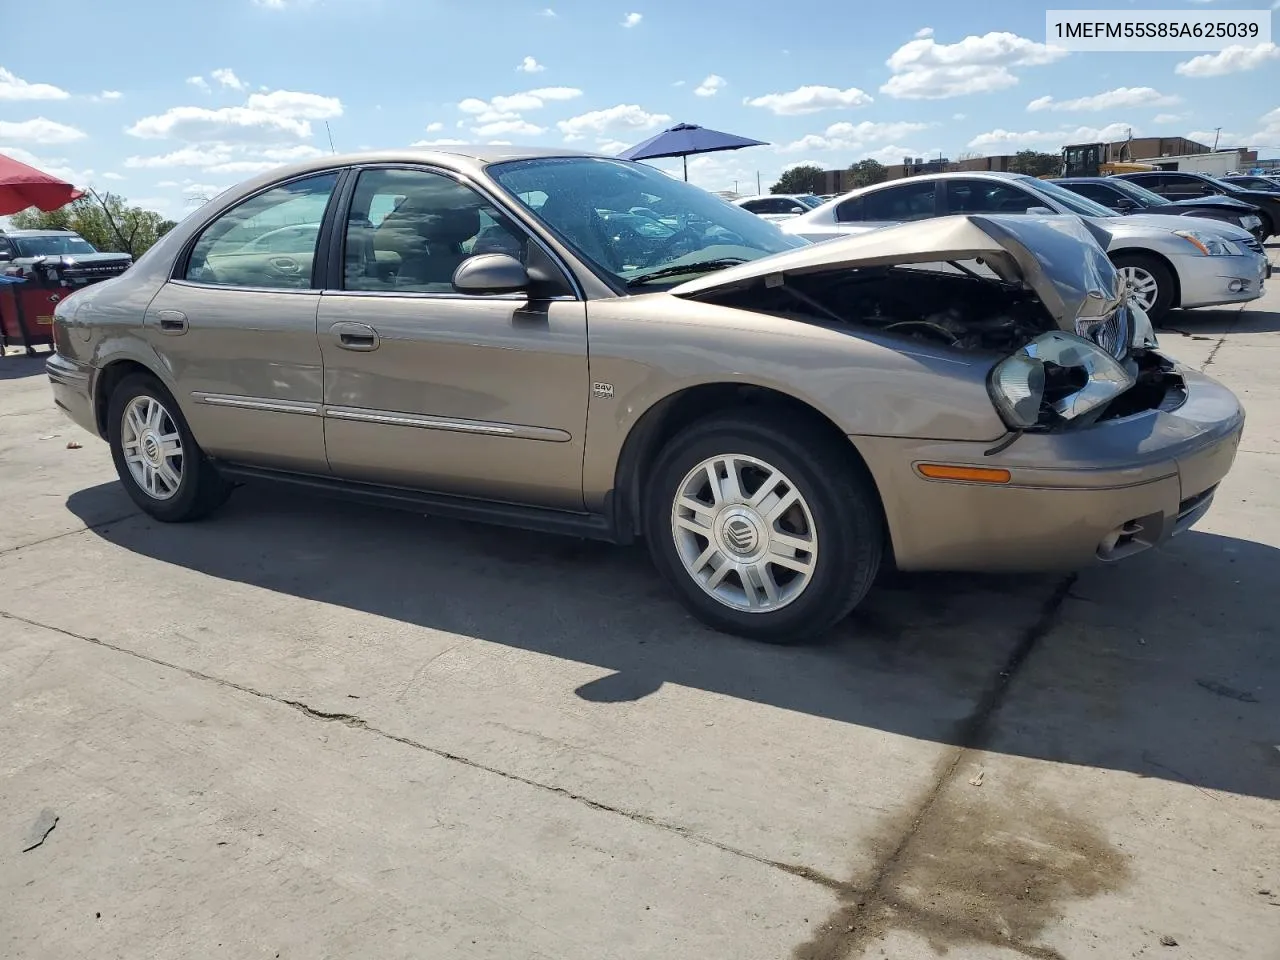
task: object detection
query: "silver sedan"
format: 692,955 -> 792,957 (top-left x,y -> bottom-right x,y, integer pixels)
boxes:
783,171 -> 1270,324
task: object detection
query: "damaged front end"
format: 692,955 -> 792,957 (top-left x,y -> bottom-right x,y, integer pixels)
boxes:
671,214 -> 1183,433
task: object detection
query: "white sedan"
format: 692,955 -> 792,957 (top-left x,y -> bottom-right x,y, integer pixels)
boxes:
732,194 -> 824,222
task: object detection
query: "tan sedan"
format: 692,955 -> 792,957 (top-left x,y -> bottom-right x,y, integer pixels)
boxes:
46,147 -> 1245,642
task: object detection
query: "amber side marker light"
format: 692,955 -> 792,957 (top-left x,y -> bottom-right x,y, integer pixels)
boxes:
916,463 -> 1013,484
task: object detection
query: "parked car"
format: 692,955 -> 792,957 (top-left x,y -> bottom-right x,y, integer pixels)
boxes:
47,148 -> 1244,643
1052,176 -> 1267,242
1221,173 -> 1280,192
732,194 -> 824,222
783,171 -> 1269,323
0,228 -> 133,284
1114,171 -> 1280,240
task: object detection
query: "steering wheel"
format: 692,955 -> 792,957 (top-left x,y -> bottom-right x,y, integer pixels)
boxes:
648,225 -> 703,261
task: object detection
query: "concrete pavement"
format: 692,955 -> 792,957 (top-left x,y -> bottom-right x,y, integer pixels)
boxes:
1,260 -> 1278,960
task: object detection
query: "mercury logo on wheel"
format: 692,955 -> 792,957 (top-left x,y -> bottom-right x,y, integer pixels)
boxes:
723,517 -> 758,554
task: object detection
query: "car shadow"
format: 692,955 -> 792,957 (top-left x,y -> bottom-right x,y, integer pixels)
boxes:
1161,303 -> 1280,336
0,352 -> 48,380
66,481 -> 1280,803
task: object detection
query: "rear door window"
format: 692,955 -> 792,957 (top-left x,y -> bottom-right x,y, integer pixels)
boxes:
860,181 -> 937,222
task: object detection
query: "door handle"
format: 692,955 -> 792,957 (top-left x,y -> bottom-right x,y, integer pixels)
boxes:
330,321 -> 379,351
156,310 -> 188,335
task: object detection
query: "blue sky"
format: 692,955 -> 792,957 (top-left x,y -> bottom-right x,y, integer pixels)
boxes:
2,0 -> 1278,217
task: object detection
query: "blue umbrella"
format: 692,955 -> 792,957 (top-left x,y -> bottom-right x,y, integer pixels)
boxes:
618,123 -> 769,181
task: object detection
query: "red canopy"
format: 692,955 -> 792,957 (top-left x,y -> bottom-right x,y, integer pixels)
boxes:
0,152 -> 84,216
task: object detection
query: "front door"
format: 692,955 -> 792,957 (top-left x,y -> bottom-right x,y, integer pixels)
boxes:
317,166 -> 589,510
143,170 -> 341,471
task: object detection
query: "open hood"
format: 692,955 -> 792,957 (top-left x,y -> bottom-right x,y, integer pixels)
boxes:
671,214 -> 1122,325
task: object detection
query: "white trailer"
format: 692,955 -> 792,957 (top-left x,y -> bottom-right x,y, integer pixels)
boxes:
1149,150 -> 1252,176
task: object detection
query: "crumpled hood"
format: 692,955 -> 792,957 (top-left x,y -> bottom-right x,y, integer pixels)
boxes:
671,213 -> 1122,325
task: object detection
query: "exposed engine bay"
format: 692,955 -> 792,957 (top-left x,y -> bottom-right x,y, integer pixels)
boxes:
694,262 -> 1185,427
700,263 -> 1069,354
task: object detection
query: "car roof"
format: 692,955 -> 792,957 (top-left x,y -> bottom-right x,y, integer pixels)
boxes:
0,229 -> 80,237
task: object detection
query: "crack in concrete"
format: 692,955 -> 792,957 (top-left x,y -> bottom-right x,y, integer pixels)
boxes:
1198,304 -> 1243,372
792,574 -> 1078,960
0,510 -> 140,559
0,607 -> 851,895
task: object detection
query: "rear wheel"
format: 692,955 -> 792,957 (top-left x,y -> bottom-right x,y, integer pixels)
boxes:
107,373 -> 232,522
643,413 -> 882,644
1111,252 -> 1175,325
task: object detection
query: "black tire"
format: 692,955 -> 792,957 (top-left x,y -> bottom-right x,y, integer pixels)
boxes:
107,373 -> 232,522
1256,212 -> 1275,243
1111,251 -> 1175,326
643,412 -> 883,644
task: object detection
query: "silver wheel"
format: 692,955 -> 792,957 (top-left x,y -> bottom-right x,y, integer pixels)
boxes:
1118,265 -> 1160,313
670,454 -> 818,613
121,395 -> 184,501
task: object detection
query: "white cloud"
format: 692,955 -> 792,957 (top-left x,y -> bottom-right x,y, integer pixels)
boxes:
744,85 -> 873,115
93,90 -> 124,102
914,27 -> 934,39
781,120 -> 931,152
128,105 -> 312,143
540,7 -> 556,15
244,90 -> 342,119
596,138 -> 631,154
1153,113 -> 1185,124
622,12 -> 642,27
203,159 -> 289,175
0,67 -> 70,102
252,0 -> 313,7
1027,87 -> 1179,113
968,121 -> 1132,150
125,146 -> 235,169
157,180 -> 180,188
425,121 -> 443,132
517,56 -> 545,73
1175,43 -> 1279,77
186,76 -> 210,92
694,74 -> 726,97
211,68 -> 247,91
952,112 -> 967,120
1188,128 -> 1243,146
259,144 -> 326,161
882,31 -> 1067,100
102,172 -> 125,181
471,118 -> 546,137
672,80 -> 686,87
0,118 -> 87,145
181,181 -> 224,196
412,138 -> 469,146
557,104 -> 670,140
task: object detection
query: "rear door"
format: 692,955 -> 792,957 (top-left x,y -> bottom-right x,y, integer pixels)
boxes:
142,169 -> 343,471
1131,173 -> 1211,202
316,165 -> 589,510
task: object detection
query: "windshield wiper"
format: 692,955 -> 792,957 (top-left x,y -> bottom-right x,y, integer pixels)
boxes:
625,257 -> 748,288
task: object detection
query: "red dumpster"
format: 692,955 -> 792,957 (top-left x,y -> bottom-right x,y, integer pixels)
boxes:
0,275 -> 61,355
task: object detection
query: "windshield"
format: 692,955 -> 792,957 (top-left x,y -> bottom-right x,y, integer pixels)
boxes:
488,156 -> 805,287
1021,177 -> 1118,218
1105,178 -> 1166,206
1211,178 -> 1246,193
12,235 -> 98,257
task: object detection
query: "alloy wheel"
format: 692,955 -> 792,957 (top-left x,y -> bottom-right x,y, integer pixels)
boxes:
1117,265 -> 1160,313
121,395 -> 184,500
670,454 -> 818,613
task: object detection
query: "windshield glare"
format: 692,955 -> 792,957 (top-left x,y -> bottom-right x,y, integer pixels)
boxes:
1023,177 -> 1118,218
488,157 -> 805,286
13,235 -> 98,257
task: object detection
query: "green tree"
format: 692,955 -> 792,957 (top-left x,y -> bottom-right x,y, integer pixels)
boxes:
847,158 -> 887,188
1008,150 -> 1060,178
11,190 -> 176,258
770,164 -> 825,195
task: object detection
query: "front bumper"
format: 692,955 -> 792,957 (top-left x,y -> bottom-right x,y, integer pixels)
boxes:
853,364 -> 1245,572
1175,251 -> 1268,309
46,352 -> 100,439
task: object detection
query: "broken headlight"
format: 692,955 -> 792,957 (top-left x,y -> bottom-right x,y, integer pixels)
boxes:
1074,303 -> 1134,361
989,331 -> 1136,430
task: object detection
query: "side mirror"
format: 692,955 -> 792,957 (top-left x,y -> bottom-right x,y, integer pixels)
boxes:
0,251 -> 12,262
452,253 -> 529,295
1025,206 -> 1056,216
1114,198 -> 1138,212
788,205 -> 805,214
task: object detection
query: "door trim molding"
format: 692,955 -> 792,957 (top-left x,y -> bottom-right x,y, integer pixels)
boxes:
191,392 -> 571,442
192,392 -> 321,416
323,405 -> 571,442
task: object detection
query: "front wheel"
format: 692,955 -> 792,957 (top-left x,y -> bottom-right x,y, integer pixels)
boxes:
643,413 -> 883,644
1111,252 -> 1175,326
107,373 -> 232,522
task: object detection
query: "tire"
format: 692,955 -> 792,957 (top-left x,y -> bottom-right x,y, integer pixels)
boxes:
107,373 -> 232,522
643,412 -> 883,644
1111,251 -> 1175,326
1257,212 -> 1275,243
